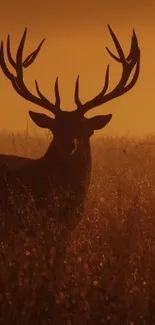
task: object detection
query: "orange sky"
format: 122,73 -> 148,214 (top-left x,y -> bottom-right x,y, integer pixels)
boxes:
0,0 -> 154,137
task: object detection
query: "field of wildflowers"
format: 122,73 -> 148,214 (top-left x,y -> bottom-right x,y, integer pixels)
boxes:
0,132 -> 155,324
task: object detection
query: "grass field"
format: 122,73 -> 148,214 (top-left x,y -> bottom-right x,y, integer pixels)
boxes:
0,132 -> 155,324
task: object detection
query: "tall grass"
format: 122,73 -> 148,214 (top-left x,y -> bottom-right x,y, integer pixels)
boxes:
0,132 -> 155,324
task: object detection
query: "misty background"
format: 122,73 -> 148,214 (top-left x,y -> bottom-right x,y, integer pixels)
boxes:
0,0 -> 153,137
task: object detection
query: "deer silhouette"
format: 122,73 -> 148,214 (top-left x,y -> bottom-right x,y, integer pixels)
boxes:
0,25 -> 140,230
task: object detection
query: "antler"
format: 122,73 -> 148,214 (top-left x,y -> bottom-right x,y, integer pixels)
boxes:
0,28 -> 61,115
74,24 -> 140,114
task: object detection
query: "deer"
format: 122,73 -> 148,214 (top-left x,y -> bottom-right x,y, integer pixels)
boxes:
0,24 -> 140,295
0,25 -> 140,224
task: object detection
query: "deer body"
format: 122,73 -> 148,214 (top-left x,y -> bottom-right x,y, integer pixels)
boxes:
0,129 -> 92,229
0,154 -> 32,171
0,25 -> 140,229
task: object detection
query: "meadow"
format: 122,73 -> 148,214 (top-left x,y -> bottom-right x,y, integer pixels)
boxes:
0,131 -> 155,324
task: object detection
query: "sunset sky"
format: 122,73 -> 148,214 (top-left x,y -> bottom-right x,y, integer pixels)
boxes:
0,0 -> 154,137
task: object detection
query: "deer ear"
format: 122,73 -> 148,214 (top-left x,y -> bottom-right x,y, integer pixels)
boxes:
29,111 -> 55,130
86,114 -> 112,130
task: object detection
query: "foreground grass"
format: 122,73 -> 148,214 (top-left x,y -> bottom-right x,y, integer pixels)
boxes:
0,132 -> 155,324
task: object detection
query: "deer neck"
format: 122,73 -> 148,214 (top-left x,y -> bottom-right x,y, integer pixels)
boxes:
43,136 -> 92,185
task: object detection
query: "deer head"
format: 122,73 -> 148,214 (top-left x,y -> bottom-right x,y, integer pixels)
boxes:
0,25 -> 140,157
